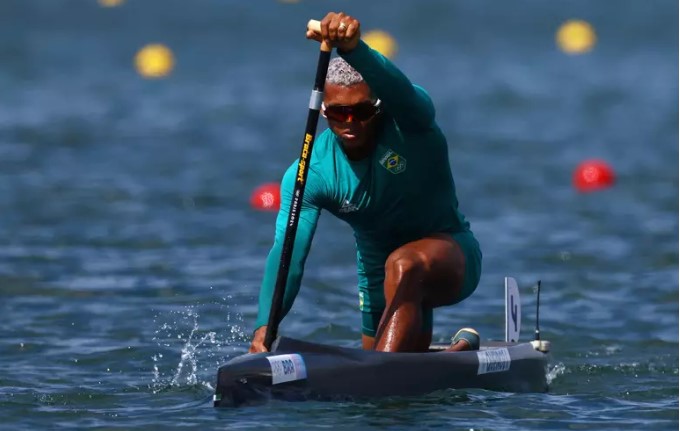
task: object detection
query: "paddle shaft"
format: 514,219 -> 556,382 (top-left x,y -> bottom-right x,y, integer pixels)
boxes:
263,32 -> 332,351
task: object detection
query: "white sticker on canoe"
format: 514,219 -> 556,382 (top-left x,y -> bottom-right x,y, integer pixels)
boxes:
266,354 -> 307,385
477,348 -> 511,375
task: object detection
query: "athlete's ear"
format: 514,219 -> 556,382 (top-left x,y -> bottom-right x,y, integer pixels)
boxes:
320,102 -> 327,118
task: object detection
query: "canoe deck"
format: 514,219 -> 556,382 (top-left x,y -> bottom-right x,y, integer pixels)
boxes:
213,336 -> 550,407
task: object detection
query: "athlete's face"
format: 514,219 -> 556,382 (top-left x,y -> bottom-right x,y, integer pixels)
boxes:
323,82 -> 382,158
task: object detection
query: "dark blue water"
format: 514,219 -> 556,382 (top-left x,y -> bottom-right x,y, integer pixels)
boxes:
1,0 -> 677,429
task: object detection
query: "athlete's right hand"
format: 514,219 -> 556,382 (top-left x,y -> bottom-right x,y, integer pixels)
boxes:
306,12 -> 361,53
248,326 -> 268,353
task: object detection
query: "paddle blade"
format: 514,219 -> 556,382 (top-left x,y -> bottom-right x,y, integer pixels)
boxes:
505,277 -> 522,342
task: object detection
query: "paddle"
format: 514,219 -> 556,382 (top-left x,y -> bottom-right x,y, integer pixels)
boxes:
263,20 -> 331,350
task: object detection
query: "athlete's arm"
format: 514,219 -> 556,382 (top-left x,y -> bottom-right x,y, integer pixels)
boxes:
339,40 -> 435,132
251,162 -> 322,351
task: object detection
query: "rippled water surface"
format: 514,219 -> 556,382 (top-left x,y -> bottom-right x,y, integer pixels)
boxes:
1,0 -> 677,429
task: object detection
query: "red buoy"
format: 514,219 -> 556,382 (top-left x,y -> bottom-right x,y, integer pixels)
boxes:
573,159 -> 615,192
250,183 -> 281,211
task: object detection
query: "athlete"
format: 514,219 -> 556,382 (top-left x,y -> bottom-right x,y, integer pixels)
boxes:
249,12 -> 482,353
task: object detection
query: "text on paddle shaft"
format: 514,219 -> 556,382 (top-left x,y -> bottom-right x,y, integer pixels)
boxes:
297,134 -> 313,183
289,189 -> 300,227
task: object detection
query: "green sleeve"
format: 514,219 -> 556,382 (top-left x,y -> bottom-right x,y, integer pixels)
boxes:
339,40 -> 435,131
254,161 -> 323,330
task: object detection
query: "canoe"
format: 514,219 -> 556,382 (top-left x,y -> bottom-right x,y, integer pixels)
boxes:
213,336 -> 550,407
213,277 -> 551,407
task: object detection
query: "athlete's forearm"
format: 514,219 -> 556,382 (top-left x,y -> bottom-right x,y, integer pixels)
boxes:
254,163 -> 322,330
339,40 -> 434,131
255,240 -> 305,329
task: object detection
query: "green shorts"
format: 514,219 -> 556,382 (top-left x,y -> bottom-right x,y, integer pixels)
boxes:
360,230 -> 482,337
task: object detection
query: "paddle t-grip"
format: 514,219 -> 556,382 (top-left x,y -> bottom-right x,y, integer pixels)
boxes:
307,19 -> 322,34
307,19 -> 332,52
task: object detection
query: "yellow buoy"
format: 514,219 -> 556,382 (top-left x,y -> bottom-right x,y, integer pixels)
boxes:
134,44 -> 175,79
362,30 -> 398,59
98,0 -> 125,7
556,20 -> 596,54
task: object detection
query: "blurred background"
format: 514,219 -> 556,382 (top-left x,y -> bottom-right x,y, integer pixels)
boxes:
0,0 -> 677,429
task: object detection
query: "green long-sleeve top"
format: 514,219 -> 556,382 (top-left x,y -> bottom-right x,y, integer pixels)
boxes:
255,40 -> 470,329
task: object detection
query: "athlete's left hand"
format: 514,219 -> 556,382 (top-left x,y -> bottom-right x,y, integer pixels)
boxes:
249,326 -> 268,353
306,12 -> 361,53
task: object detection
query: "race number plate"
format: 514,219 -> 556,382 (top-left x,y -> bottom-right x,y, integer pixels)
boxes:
266,354 -> 307,385
477,348 -> 511,375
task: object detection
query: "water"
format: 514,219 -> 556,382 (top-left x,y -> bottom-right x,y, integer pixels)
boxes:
1,0 -> 677,429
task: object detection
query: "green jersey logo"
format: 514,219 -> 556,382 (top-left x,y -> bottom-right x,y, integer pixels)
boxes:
379,149 -> 407,174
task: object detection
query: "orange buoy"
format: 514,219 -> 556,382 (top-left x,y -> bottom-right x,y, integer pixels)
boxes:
573,159 -> 615,192
250,183 -> 281,211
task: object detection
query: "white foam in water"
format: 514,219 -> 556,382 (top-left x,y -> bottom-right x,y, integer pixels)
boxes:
151,299 -> 248,393
604,344 -> 623,355
546,362 -> 566,385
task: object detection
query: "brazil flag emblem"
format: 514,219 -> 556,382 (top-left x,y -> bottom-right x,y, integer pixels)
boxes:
379,149 -> 407,174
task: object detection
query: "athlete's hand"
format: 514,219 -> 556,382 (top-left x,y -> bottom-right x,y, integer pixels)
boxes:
306,12 -> 361,53
248,326 -> 269,353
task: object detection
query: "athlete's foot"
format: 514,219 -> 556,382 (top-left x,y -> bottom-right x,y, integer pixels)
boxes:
444,327 -> 480,352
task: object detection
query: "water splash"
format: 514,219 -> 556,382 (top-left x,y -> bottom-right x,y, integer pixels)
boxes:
151,297 -> 249,393
547,362 -> 566,384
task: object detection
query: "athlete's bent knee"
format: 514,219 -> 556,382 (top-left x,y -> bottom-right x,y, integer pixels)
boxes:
385,251 -> 425,279
384,251 -> 427,302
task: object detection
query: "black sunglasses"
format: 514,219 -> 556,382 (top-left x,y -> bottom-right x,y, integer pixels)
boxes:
322,99 -> 382,123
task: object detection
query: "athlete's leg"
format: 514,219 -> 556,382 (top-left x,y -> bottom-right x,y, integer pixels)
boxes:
362,334 -> 374,350
363,330 -> 431,351
361,311 -> 380,350
373,233 -> 468,352
361,307 -> 432,350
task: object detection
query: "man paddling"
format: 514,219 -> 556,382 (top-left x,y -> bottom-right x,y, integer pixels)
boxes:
250,12 -> 482,353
